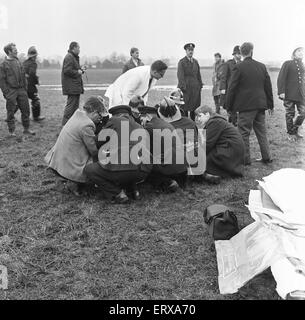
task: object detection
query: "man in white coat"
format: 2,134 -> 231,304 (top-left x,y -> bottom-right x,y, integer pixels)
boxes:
105,60 -> 168,109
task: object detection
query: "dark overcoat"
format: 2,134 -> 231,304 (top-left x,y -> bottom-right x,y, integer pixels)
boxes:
277,59 -> 305,103
23,58 -> 39,94
225,57 -> 274,113
177,57 -> 203,112
205,115 -> 245,177
61,51 -> 84,96
144,117 -> 187,175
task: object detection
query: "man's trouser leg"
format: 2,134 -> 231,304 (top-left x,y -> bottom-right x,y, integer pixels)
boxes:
228,111 -> 238,126
5,90 -> 18,133
28,91 -> 41,119
284,100 -> 296,135
16,89 -> 31,130
294,103 -> 305,134
187,111 -> 196,121
62,95 -> 80,126
238,110 -> 256,165
214,95 -> 221,114
252,110 -> 271,161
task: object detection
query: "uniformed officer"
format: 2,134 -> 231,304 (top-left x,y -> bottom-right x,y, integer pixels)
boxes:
23,46 -> 45,121
277,47 -> 305,141
177,43 -> 203,121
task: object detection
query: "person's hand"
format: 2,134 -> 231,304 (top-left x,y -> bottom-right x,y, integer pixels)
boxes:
220,89 -> 226,94
78,69 -> 83,75
279,93 -> 285,100
268,109 -> 274,116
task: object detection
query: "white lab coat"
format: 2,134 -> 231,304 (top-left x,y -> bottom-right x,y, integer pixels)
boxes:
105,65 -> 157,109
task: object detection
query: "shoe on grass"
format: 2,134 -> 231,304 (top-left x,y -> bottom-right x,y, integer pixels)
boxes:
203,172 -> 221,184
112,190 -> 129,204
255,158 -> 273,164
23,129 -> 36,136
33,116 -> 46,122
166,180 -> 180,193
287,134 -> 297,142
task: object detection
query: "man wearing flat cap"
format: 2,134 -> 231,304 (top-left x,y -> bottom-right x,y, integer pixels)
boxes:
219,45 -> 242,126
177,43 -> 203,121
23,46 -> 45,121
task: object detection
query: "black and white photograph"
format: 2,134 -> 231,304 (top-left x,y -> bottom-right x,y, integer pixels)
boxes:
1,0 -> 305,306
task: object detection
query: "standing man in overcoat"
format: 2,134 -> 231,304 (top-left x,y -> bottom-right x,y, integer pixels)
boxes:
226,42 -> 274,166
219,45 -> 242,126
277,47 -> 305,141
61,42 -> 85,126
177,43 -> 203,121
23,46 -> 45,121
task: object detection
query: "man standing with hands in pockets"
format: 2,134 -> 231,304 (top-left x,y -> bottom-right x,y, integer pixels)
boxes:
61,42 -> 86,126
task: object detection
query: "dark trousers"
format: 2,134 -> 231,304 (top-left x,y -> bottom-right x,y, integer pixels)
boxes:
185,111 -> 196,121
6,88 -> 30,132
62,95 -> 80,126
228,111 -> 238,126
84,162 -> 149,199
213,95 -> 221,114
147,169 -> 188,189
238,110 -> 271,164
283,100 -> 305,135
28,91 -> 41,119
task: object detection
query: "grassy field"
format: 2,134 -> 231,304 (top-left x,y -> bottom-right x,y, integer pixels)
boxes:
0,69 -> 304,300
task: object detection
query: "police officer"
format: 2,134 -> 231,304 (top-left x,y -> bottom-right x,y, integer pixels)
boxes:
177,43 -> 203,121
277,47 -> 305,141
23,46 -> 45,121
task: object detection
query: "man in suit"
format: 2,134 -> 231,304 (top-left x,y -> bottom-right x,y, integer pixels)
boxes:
105,60 -> 168,109
226,42 -> 274,166
177,43 -> 203,121
61,42 -> 86,126
277,47 -> 305,141
122,47 -> 144,74
219,45 -> 242,126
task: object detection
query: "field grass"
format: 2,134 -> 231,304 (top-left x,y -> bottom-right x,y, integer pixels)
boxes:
0,70 -> 304,300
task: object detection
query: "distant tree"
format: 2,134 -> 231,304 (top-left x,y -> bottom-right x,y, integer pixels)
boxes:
96,60 -> 103,69
42,59 -> 50,68
101,59 -> 113,69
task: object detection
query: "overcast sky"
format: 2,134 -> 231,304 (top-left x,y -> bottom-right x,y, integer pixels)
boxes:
0,0 -> 304,63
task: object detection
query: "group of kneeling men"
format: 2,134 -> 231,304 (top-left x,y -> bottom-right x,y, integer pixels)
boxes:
45,89 -> 245,204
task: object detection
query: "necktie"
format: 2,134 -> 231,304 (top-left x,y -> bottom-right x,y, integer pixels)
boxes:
142,78 -> 153,98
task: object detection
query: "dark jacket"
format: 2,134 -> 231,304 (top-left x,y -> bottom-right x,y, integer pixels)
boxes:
219,58 -> 238,91
171,117 -> 198,147
122,58 -> 144,74
144,117 -> 187,175
23,58 -> 39,94
61,51 -> 84,96
0,57 -> 27,97
98,111 -> 152,173
277,59 -> 305,103
225,57 -> 274,113
212,59 -> 225,96
177,57 -> 203,111
205,115 -> 245,177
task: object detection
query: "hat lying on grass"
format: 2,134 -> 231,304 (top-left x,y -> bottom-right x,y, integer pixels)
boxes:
157,97 -> 182,123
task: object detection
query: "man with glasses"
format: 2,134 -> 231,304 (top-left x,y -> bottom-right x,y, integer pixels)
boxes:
105,60 -> 168,109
